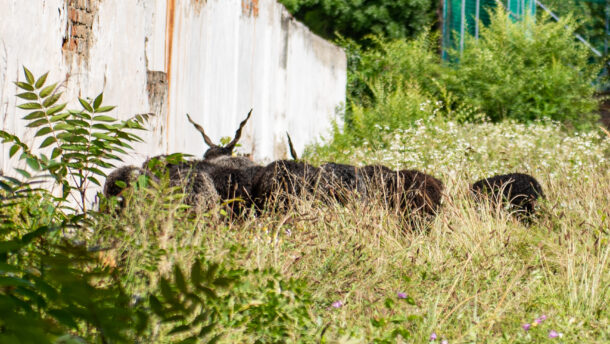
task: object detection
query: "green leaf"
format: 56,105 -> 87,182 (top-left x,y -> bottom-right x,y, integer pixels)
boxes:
50,112 -> 70,122
16,92 -> 38,100
47,309 -> 79,329
0,276 -> 32,288
78,98 -> 93,112
43,92 -> 62,107
9,145 -> 20,157
15,168 -> 31,179
47,103 -> 67,116
35,72 -> 48,89
168,325 -> 192,335
35,127 -> 52,137
26,157 -> 40,170
39,83 -> 57,98
51,147 -> 62,159
39,136 -> 57,148
23,67 -> 35,84
95,105 -> 116,113
15,81 -> 34,91
23,111 -> 46,120
149,295 -> 165,317
93,115 -> 117,122
174,265 -> 188,294
93,92 -> 103,110
17,102 -> 42,110
26,119 -> 48,128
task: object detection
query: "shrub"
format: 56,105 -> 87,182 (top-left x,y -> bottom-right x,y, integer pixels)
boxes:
279,0 -> 437,43
446,10 -> 601,126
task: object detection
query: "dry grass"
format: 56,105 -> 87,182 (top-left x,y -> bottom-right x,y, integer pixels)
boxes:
93,121 -> 609,343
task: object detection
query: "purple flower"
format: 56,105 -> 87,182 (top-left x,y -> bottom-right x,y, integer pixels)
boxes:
522,323 -> 531,331
548,330 -> 559,338
441,340 -> 449,344
331,300 -> 343,308
429,332 -> 437,341
535,315 -> 547,324
397,292 -> 407,299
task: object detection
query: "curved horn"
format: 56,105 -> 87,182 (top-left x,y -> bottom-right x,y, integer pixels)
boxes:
226,109 -> 253,150
286,132 -> 298,160
186,113 -> 218,148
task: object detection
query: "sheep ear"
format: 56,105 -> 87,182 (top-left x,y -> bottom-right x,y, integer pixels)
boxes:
226,108 -> 253,150
186,113 -> 218,148
286,132 -> 298,160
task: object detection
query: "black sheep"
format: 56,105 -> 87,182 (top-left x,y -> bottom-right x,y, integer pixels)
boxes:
103,165 -> 154,209
321,162 -> 367,204
252,160 -> 327,210
471,172 -> 545,215
360,165 -> 443,217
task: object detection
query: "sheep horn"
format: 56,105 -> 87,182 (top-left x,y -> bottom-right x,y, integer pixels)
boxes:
186,113 -> 218,148
226,108 -> 253,150
286,132 -> 298,160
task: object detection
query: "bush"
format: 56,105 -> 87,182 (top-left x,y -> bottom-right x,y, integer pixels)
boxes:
279,0 -> 437,43
447,10 -> 601,125
331,7 -> 602,151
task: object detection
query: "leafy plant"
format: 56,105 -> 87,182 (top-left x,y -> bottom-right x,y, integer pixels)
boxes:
0,175 -> 148,343
0,67 -> 151,213
279,0 -> 437,43
149,258 -> 314,343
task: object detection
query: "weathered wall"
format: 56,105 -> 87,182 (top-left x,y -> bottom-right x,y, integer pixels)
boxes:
0,0 -> 346,176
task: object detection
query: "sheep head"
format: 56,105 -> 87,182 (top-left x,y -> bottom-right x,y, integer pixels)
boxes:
186,109 -> 253,160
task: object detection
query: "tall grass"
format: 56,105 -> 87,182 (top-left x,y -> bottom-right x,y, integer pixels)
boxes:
92,120 -> 609,343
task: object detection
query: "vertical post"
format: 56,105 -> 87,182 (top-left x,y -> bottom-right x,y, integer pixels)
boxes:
460,0 -> 466,54
475,0 -> 480,39
442,0 -> 448,60
606,2 -> 609,56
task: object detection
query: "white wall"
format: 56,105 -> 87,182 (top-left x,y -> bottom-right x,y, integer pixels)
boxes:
0,0 -> 346,176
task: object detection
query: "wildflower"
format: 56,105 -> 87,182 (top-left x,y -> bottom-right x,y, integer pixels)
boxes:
535,315 -> 547,325
429,332 -> 437,341
522,323 -> 531,331
331,301 -> 343,308
397,292 -> 407,299
548,330 -> 560,338
441,340 -> 448,344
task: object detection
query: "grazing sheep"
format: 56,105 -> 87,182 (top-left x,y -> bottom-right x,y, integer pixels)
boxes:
103,165 -> 154,209
186,109 -> 254,165
166,164 -> 220,211
471,172 -> 545,215
360,165 -> 443,218
320,162 -> 367,204
252,160 -> 327,210
285,133 -> 364,204
394,170 -> 444,216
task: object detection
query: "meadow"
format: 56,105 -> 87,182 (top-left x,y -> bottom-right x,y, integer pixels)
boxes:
90,119 -> 609,343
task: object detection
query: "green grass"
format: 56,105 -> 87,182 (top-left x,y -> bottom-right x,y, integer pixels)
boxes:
92,120 -> 609,343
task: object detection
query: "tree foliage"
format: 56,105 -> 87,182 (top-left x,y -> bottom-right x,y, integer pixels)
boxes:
279,0 -> 438,42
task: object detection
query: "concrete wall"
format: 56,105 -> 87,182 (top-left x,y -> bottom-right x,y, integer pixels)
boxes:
0,0 -> 346,175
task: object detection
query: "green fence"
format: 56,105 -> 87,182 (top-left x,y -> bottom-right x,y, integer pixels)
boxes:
442,0 -> 536,58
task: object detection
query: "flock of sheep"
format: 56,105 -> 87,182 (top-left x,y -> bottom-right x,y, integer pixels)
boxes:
103,110 -> 545,224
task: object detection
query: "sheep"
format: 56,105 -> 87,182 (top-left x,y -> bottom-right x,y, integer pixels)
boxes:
359,165 -> 443,218
285,133 -> 365,204
470,172 -> 545,215
184,110 -> 263,212
251,160 -> 327,211
103,165 -> 155,209
186,109 -> 256,168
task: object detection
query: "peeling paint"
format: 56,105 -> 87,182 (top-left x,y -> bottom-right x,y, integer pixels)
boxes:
242,0 -> 259,17
62,0 -> 99,65
165,0 -> 175,148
